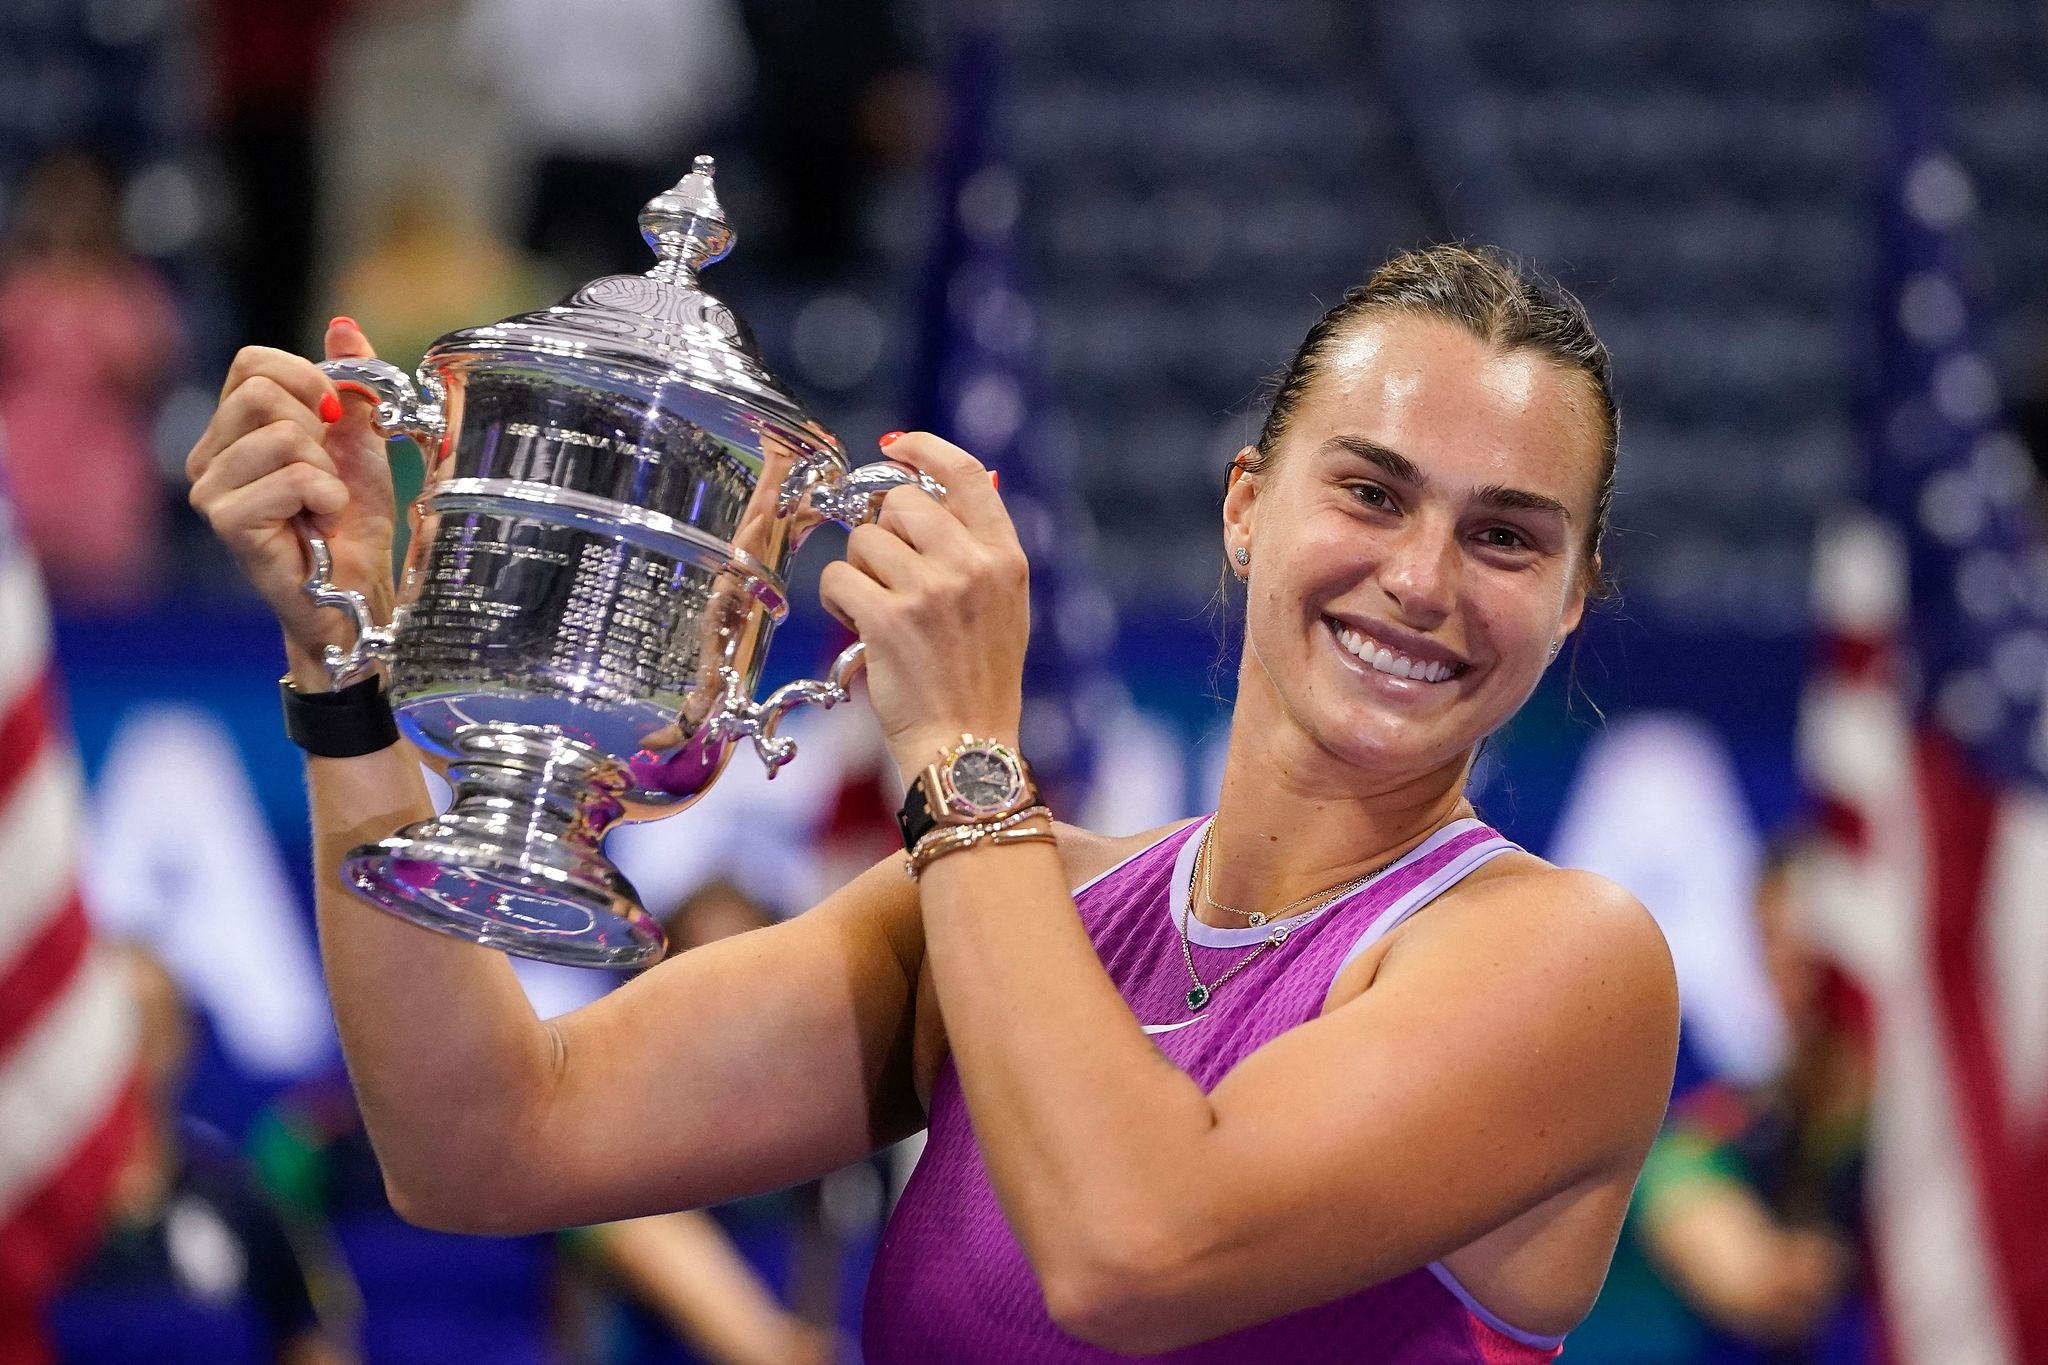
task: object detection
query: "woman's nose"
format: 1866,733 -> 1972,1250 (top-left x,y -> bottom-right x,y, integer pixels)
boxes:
1379,523 -> 1459,627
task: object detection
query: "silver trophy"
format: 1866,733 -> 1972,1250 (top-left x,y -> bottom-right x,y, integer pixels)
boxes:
302,156 -> 939,970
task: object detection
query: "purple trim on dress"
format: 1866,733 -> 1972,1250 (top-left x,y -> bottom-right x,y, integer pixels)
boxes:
1426,1260 -> 1568,1350
1327,840 -> 1519,982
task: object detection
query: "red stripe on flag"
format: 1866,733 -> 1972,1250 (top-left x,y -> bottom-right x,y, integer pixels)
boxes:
1824,632 -> 1891,682
1814,793 -> 1871,854
1918,731 -> 2048,1358
0,1070 -> 142,1326
0,672 -> 56,811
0,892 -> 89,1063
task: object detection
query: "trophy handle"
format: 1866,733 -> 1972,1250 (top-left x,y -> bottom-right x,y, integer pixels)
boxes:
299,358 -> 445,687
715,462 -> 947,775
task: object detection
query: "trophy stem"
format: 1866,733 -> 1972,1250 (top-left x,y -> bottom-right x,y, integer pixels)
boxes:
341,724 -> 665,969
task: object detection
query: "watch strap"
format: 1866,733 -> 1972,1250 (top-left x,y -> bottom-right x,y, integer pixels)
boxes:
897,780 -> 936,853
280,672 -> 400,757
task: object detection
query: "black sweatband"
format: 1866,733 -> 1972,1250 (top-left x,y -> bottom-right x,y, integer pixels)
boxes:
280,672 -> 400,757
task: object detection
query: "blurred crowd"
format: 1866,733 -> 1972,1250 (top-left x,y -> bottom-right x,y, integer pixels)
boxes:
54,886 -> 879,1365
0,0 -> 935,615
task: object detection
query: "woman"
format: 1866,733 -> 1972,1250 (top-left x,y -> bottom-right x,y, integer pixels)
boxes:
185,245 -> 1679,1360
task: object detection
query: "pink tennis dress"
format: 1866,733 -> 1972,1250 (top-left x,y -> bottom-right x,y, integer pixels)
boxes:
863,816 -> 1569,1362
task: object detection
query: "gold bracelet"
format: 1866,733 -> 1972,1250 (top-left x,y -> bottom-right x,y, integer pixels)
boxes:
911,804 -> 1050,853
907,806 -> 1051,872
906,808 -> 1055,878
909,824 -> 1056,878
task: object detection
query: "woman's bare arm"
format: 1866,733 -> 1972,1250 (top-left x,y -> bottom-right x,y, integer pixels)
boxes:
190,327 -> 937,1239
301,689 -> 930,1235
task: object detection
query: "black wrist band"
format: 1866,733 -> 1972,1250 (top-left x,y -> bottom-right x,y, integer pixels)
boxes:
280,672 -> 400,757
897,781 -> 935,853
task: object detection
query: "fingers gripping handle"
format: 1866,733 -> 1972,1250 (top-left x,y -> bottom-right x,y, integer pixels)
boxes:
714,463 -> 947,775
299,358 -> 443,687
803,461 -> 947,529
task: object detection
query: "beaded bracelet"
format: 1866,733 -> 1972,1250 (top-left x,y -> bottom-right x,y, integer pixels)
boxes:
905,805 -> 1055,878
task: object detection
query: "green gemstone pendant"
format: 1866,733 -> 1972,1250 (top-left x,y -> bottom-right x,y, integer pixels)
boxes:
1185,985 -> 1212,1011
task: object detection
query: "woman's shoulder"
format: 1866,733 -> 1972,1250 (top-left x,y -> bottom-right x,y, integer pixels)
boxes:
1392,850 -> 1676,1017
1051,816 -> 1202,892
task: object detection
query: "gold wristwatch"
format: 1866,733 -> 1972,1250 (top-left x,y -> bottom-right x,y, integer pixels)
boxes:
896,735 -> 1039,853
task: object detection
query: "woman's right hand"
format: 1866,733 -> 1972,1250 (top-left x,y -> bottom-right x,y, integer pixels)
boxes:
185,318 -> 398,683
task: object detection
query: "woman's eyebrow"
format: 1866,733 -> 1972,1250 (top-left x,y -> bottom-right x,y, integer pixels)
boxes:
1474,485 -> 1572,520
1323,433 -> 1423,485
1322,434 -> 1572,521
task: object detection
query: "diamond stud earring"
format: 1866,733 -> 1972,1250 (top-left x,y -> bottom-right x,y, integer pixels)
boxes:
1233,547 -> 1249,566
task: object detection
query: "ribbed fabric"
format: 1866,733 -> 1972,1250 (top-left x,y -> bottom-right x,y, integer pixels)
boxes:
864,817 -> 1567,1362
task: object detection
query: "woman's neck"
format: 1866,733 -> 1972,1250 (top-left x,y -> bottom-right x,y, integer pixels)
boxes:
1198,704 -> 1473,930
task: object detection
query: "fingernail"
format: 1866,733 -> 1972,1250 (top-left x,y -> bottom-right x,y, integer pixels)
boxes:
879,431 -> 905,447
989,470 -> 999,490
329,316 -> 356,332
318,393 -> 343,423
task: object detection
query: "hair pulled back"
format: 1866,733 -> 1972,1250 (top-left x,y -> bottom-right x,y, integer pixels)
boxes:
1246,244 -> 1619,581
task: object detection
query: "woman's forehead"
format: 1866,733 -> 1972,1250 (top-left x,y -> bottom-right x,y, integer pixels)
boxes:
1302,317 -> 1604,493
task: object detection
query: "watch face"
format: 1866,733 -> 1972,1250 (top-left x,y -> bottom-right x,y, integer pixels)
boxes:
946,746 -> 1023,816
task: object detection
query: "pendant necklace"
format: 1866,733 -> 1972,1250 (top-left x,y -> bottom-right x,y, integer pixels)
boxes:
1178,829 -> 1399,1013
1198,824 -> 1364,927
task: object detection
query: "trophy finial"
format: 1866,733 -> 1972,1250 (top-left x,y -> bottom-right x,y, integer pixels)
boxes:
640,154 -> 734,274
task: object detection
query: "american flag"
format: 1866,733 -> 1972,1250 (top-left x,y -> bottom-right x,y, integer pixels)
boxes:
0,472 -> 141,1359
1800,9 -> 2048,1363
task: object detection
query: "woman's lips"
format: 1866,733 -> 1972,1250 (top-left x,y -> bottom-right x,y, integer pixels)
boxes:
1325,617 -> 1468,684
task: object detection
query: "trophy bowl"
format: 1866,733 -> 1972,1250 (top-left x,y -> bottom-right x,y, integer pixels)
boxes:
303,156 -> 938,969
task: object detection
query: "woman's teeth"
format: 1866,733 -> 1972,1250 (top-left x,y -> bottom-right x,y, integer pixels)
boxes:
1332,623 -> 1458,684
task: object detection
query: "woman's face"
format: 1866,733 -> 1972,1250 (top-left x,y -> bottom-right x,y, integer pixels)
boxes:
1223,314 -> 1606,782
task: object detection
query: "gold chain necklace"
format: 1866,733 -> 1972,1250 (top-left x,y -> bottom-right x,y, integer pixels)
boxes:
1177,830 -> 1399,1013
1197,824 -> 1377,927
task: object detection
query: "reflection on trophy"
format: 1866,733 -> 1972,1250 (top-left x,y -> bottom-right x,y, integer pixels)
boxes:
303,156 -> 940,969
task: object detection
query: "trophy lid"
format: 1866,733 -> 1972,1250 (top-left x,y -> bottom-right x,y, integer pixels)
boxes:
424,156 -> 839,458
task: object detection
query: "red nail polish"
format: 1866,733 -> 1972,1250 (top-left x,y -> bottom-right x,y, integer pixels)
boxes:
329,316 -> 356,332
318,393 -> 342,423
879,431 -> 905,447
989,470 -> 999,490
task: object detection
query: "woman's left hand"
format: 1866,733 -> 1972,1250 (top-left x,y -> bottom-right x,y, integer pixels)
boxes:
817,432 -> 1030,785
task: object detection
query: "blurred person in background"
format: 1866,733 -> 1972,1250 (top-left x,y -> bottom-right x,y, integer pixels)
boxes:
249,1064 -> 567,1365
0,146 -> 181,608
459,0 -> 753,289
328,182 -> 544,376
46,942 -> 354,1365
188,240 -> 1680,1360
567,879 -> 848,1365
734,0 -> 933,278
207,0 -> 351,351
1571,837 -> 1874,1365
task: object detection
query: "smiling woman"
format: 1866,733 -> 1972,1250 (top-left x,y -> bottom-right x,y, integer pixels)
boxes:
185,244 -> 1676,1365
848,248 -> 1676,1359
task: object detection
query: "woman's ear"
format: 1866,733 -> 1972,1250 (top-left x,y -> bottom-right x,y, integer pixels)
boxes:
1222,445 -> 1259,557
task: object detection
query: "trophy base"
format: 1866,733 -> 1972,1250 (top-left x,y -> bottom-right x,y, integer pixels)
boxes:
340,724 -> 666,970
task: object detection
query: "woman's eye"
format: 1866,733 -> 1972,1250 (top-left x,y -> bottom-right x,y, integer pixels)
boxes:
1478,526 -> 1530,550
1348,483 -> 1393,510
